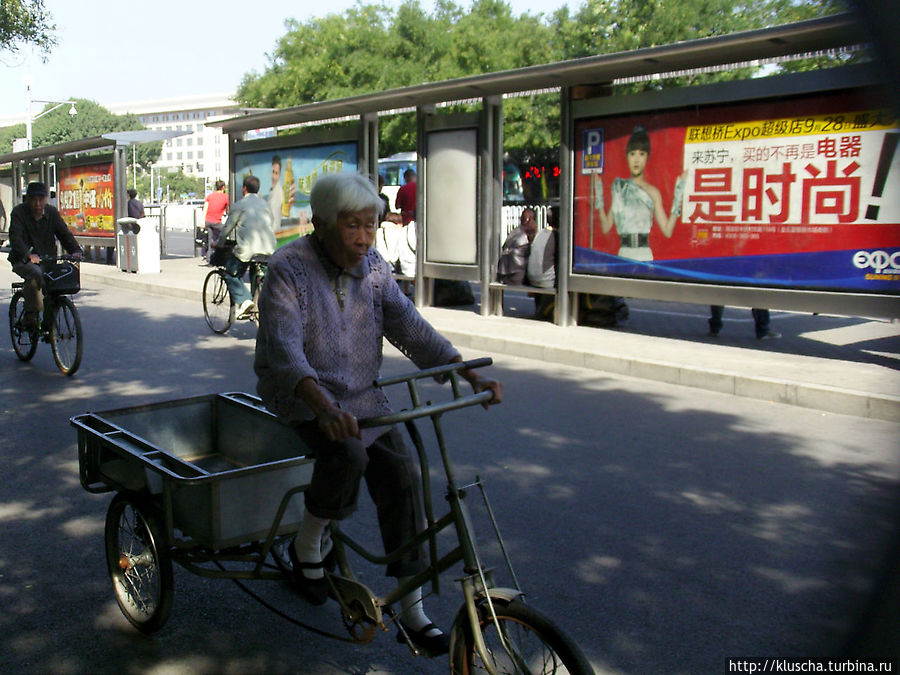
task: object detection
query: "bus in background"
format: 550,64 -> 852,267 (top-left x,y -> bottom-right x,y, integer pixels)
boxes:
377,152 -> 526,212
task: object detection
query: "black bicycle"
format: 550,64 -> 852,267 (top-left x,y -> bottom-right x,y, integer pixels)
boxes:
9,254 -> 84,376
202,252 -> 269,334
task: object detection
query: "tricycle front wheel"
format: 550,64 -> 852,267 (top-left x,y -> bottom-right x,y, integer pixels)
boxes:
105,493 -> 174,633
450,599 -> 594,674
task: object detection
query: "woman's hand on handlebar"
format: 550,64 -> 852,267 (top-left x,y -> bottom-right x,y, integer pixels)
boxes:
455,360 -> 503,408
295,376 -> 361,442
318,402 -> 361,443
472,376 -> 502,408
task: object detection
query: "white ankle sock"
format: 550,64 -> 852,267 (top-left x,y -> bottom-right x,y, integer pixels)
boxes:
293,513 -> 329,580
398,579 -> 442,637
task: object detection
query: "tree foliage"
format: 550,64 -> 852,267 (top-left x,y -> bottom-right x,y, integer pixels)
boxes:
134,168 -> 204,202
238,0 -> 846,161
0,0 -> 56,60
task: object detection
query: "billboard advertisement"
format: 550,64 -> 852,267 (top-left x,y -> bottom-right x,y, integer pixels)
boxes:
573,89 -> 900,293
233,142 -> 358,246
58,162 -> 116,237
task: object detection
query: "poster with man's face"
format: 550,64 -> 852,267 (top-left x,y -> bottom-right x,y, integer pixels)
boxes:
233,142 -> 358,246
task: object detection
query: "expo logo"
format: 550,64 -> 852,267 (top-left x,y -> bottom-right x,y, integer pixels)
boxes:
852,250 -> 900,274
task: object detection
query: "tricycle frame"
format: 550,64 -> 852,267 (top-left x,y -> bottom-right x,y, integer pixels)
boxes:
74,359 -> 594,674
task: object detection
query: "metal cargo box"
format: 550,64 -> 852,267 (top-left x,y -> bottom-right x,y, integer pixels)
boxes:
73,393 -> 313,550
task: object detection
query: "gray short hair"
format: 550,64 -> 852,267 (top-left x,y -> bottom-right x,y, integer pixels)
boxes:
310,173 -> 383,228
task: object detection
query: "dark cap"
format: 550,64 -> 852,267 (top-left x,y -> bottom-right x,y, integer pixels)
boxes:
25,182 -> 48,198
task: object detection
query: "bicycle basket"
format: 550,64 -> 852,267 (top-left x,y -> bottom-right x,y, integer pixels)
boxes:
209,240 -> 235,267
44,261 -> 80,295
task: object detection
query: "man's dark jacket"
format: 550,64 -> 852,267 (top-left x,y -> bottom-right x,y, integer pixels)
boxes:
7,202 -> 80,265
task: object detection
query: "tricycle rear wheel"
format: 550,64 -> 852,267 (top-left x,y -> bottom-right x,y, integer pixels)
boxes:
105,493 -> 174,633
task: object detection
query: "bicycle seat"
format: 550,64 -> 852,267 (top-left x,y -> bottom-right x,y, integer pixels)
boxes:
250,254 -> 270,264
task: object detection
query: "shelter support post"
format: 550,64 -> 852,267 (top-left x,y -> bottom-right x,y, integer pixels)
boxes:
556,86 -> 574,327
481,96 -> 503,317
114,146 -> 128,222
361,112 -> 378,181
414,105 -> 429,308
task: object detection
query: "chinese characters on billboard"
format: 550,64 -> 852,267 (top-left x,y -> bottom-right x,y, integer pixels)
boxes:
573,90 -> 900,292
58,162 -> 115,237
233,142 -> 357,246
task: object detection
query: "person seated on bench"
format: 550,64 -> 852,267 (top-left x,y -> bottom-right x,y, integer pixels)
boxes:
525,205 -> 629,326
497,207 -> 537,285
527,205 -> 558,320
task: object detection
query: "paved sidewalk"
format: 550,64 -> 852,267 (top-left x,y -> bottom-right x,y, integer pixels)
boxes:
78,256 -> 900,422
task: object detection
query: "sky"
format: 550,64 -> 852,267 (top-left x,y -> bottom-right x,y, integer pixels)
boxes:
0,0 -> 580,122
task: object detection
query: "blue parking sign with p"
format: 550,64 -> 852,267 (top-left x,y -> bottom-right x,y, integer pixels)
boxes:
582,128 -> 604,174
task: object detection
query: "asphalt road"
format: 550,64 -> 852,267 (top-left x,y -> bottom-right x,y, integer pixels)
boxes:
1,275 -> 898,674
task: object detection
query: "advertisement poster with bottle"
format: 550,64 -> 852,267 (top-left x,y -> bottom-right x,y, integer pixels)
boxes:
573,88 -> 900,293
233,142 -> 357,246
57,162 -> 115,237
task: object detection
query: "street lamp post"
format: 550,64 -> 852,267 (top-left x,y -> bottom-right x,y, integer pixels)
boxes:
24,78 -> 77,151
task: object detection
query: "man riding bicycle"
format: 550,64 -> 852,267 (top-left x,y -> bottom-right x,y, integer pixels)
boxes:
7,182 -> 82,330
215,175 -> 276,318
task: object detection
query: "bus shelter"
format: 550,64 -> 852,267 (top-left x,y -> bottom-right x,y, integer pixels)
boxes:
210,13 -> 899,324
0,130 -> 186,256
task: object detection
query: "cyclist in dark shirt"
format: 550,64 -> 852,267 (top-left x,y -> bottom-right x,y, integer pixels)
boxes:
7,182 -> 82,329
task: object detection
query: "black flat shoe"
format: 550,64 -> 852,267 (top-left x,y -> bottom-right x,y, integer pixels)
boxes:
396,621 -> 450,656
287,542 -> 329,605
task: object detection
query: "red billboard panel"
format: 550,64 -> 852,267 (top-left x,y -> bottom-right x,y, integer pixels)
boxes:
58,162 -> 115,237
574,89 -> 900,292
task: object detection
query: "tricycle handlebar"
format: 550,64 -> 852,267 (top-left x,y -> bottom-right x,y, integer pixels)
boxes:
372,357 -> 492,389
359,357 -> 494,429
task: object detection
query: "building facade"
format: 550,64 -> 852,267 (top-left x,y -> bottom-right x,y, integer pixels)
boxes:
105,93 -> 240,189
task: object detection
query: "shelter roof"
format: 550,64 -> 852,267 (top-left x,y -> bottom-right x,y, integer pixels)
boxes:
209,14 -> 865,134
0,129 -> 189,164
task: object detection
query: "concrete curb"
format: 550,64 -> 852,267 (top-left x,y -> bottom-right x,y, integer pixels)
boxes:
84,269 -> 201,302
440,325 -> 900,423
